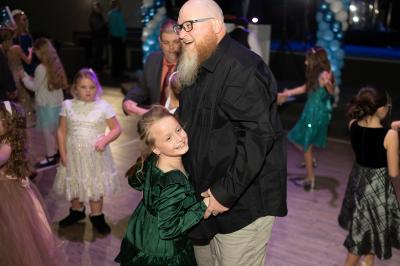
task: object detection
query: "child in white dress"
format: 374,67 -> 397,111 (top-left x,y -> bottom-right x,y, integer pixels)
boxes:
54,68 -> 121,234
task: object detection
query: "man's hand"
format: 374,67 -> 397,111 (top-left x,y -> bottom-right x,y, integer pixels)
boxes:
123,100 -> 148,116
201,188 -> 229,219
123,100 -> 139,115
391,121 -> 400,131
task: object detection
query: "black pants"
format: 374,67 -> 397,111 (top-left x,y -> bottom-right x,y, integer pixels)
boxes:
91,37 -> 106,71
109,36 -> 126,77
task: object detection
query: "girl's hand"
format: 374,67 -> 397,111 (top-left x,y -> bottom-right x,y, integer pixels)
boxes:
277,91 -> 289,105
319,71 -> 334,94
319,71 -> 332,86
60,153 -> 67,167
95,136 -> 107,151
203,197 -> 210,207
391,121 -> 400,131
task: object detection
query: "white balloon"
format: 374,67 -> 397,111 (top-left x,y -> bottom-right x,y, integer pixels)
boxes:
142,0 -> 152,8
147,21 -> 156,29
142,29 -> 149,38
154,13 -> 162,19
330,1 -> 343,13
341,21 -> 349,31
336,10 -> 348,22
158,7 -> 167,15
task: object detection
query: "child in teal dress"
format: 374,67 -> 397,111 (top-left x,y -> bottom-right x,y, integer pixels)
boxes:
278,47 -> 335,190
115,105 -> 208,266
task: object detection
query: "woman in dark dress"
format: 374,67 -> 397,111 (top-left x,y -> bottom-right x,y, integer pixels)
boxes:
116,106 -> 208,266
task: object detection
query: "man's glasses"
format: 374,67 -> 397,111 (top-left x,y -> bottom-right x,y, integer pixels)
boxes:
173,17 -> 215,34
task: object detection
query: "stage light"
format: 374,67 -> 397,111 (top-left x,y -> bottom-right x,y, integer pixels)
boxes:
251,17 -> 258,23
352,16 -> 360,23
349,5 -> 357,12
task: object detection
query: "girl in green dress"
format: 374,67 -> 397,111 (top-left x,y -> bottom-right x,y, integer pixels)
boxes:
278,47 -> 335,190
115,105 -> 208,266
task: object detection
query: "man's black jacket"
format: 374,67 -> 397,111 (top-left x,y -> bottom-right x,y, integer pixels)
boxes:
178,35 -> 287,242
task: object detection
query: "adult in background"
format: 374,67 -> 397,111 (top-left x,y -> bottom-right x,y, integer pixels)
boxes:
228,16 -> 250,49
0,32 -> 17,101
123,19 -> 181,115
12,9 -> 38,76
107,0 -> 126,78
175,0 -> 287,265
89,1 -> 108,71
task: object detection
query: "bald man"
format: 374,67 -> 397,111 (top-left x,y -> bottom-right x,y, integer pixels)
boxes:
175,1 -> 287,265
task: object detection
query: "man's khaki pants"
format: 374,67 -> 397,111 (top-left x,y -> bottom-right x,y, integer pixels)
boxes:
194,215 -> 275,266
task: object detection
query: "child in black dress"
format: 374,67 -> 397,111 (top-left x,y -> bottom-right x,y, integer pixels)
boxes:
338,87 -> 400,266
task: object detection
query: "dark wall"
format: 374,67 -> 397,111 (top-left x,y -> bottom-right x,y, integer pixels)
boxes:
2,0 -> 142,43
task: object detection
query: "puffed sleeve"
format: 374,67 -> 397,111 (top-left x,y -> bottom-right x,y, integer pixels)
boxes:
102,100 -> 116,119
156,173 -> 206,240
59,100 -> 69,117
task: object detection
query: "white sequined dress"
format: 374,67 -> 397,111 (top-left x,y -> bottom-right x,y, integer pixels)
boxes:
54,99 -> 118,201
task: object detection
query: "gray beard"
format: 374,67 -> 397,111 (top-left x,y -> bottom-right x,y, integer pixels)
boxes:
177,48 -> 200,87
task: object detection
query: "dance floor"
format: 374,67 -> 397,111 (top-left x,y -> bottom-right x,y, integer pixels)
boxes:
30,87 -> 400,266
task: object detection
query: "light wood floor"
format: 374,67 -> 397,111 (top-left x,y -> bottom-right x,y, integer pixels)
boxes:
28,88 -> 400,266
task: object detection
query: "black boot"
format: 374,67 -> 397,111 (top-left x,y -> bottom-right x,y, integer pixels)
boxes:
90,213 -> 111,234
59,207 -> 86,227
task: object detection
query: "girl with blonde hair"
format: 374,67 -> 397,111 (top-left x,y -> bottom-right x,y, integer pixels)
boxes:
116,105 -> 208,265
23,37 -> 67,168
54,68 -> 121,234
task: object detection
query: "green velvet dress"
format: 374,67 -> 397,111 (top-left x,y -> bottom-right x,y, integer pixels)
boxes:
287,86 -> 332,151
115,154 -> 206,266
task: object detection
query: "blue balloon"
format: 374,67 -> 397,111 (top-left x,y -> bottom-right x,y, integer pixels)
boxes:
320,3 -> 329,11
335,31 -> 344,40
336,49 -> 345,60
322,30 -> 334,41
317,31 -> 323,40
323,11 -> 334,23
319,21 -> 330,31
336,77 -> 342,86
316,12 -> 323,23
329,40 -> 341,52
316,40 -> 327,48
148,38 -> 156,46
331,21 -> 342,33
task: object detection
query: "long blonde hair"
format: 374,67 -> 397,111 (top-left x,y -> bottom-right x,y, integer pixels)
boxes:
33,38 -> 68,91
125,106 -> 174,177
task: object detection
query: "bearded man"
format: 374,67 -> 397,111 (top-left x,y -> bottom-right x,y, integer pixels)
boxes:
175,0 -> 287,265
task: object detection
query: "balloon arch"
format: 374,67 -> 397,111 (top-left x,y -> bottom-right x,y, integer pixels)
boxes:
141,0 -> 167,63
316,0 -> 350,105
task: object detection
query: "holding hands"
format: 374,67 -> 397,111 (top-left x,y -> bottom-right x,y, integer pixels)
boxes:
277,89 -> 291,106
391,121 -> 400,131
201,188 -> 229,219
